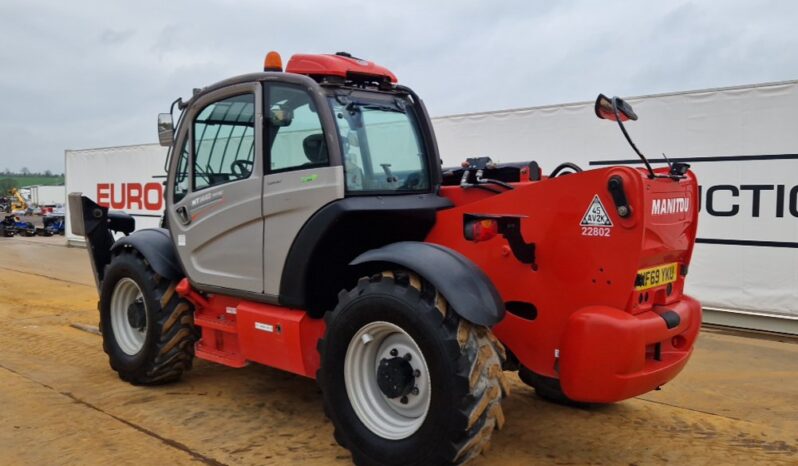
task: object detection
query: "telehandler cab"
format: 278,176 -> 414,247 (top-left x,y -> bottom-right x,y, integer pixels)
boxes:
70,51 -> 701,465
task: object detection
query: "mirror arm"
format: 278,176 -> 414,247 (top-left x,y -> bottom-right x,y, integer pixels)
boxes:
170,97 -> 182,115
612,97 -> 656,179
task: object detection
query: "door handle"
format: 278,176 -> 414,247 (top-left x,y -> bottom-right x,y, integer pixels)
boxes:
175,206 -> 191,225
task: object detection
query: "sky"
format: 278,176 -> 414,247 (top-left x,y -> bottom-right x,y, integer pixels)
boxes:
1,0 -> 797,173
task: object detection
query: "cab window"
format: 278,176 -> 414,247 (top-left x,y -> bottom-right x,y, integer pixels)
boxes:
173,137 -> 189,202
329,98 -> 429,193
193,93 -> 256,191
268,85 -> 328,172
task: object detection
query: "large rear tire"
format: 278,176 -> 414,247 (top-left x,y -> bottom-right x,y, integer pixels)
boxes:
318,270 -> 509,465
99,249 -> 196,385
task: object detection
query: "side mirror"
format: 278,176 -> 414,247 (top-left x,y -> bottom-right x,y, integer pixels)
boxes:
158,113 -> 174,147
269,105 -> 294,127
595,94 -> 638,122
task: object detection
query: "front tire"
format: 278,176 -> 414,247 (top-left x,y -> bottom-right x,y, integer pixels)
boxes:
99,249 -> 196,385
318,271 -> 508,465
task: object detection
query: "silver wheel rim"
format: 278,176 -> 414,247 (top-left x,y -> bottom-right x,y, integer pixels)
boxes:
110,277 -> 147,355
344,321 -> 432,440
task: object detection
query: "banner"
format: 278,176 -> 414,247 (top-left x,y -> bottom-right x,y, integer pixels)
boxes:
64,144 -> 167,244
432,81 -> 798,320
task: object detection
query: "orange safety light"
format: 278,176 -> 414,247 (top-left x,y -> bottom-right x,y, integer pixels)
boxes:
264,51 -> 283,72
464,218 -> 499,242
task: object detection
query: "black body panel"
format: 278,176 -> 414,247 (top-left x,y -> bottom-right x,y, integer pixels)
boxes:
279,194 -> 453,316
69,194 -> 183,288
441,161 -> 540,185
69,194 -> 119,289
111,228 -> 184,282
350,242 -> 505,327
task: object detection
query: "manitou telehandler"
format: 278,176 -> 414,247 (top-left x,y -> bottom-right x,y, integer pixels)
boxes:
70,51 -> 701,465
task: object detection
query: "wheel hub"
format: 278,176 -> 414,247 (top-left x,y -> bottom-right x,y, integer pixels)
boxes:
344,321 -> 432,440
110,277 -> 148,355
377,356 -> 415,399
127,300 -> 146,331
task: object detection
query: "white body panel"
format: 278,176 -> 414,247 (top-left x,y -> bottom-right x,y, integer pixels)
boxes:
262,166 -> 345,295
29,185 -> 65,206
65,144 -> 167,245
433,80 -> 798,324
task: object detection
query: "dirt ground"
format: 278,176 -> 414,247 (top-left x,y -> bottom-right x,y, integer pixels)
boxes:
0,236 -> 796,465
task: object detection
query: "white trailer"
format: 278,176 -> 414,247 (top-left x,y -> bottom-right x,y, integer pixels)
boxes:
65,144 -> 167,246
432,80 -> 798,334
29,185 -> 65,206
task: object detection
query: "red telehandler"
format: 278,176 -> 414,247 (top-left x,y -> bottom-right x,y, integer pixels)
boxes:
69,51 -> 701,465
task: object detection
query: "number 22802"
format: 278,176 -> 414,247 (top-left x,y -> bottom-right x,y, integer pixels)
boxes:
581,226 -> 611,237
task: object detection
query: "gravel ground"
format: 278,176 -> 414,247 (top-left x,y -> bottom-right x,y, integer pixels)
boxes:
0,236 -> 796,465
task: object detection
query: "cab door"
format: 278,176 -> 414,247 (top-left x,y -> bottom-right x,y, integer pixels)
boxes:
261,83 -> 344,296
168,82 -> 264,293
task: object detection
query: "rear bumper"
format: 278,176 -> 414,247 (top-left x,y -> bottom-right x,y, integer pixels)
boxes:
559,295 -> 702,403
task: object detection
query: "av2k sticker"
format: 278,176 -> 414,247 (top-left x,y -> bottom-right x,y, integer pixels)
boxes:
581,195 -> 612,237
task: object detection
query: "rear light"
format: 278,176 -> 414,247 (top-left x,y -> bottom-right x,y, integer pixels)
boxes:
462,213 -> 536,267
464,219 -> 498,242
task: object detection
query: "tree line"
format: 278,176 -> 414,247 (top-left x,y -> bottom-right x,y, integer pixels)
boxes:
2,168 -> 64,177
0,169 -> 65,194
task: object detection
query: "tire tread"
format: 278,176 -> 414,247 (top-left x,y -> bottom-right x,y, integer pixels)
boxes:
102,249 -> 195,385
318,269 -> 507,465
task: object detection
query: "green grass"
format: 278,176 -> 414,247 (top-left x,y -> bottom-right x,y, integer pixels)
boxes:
11,176 -> 64,186
0,176 -> 64,192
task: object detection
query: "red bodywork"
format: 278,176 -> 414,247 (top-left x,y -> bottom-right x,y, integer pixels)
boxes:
286,54 -> 397,83
428,166 -> 701,402
178,165 -> 701,403
176,280 -> 325,378
175,53 -> 701,403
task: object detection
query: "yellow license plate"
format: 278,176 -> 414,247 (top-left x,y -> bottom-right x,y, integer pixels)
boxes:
635,263 -> 678,291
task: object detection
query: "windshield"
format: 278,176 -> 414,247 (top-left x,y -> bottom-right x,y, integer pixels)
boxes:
330,97 -> 429,193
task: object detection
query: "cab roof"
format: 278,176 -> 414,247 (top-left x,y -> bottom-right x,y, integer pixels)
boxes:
182,53 -> 399,110
286,52 -> 397,84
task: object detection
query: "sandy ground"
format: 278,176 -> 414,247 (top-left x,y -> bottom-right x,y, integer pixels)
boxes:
0,236 -> 796,465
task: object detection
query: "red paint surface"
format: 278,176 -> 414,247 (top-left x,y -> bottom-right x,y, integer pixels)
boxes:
428,166 -> 701,402
177,279 -> 325,378
286,53 -> 398,83
177,163 -> 701,402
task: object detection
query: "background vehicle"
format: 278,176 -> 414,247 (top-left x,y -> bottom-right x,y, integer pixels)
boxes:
1,214 -> 36,237
8,188 -> 28,213
70,52 -> 701,465
36,214 -> 65,236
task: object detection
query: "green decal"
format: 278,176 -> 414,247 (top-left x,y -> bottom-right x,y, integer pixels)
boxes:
301,174 -> 318,183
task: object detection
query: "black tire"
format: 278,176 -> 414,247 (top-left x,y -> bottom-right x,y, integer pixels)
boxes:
318,270 -> 509,466
99,249 -> 196,385
518,365 -> 589,407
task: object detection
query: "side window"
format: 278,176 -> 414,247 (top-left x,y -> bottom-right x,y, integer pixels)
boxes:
269,86 -> 327,171
329,98 -> 429,193
193,94 -> 255,191
173,137 -> 189,202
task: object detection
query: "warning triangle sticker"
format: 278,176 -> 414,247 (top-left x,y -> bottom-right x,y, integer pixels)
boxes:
580,195 -> 613,226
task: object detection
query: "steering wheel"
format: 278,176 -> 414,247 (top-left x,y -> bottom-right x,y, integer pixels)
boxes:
231,159 -> 254,179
